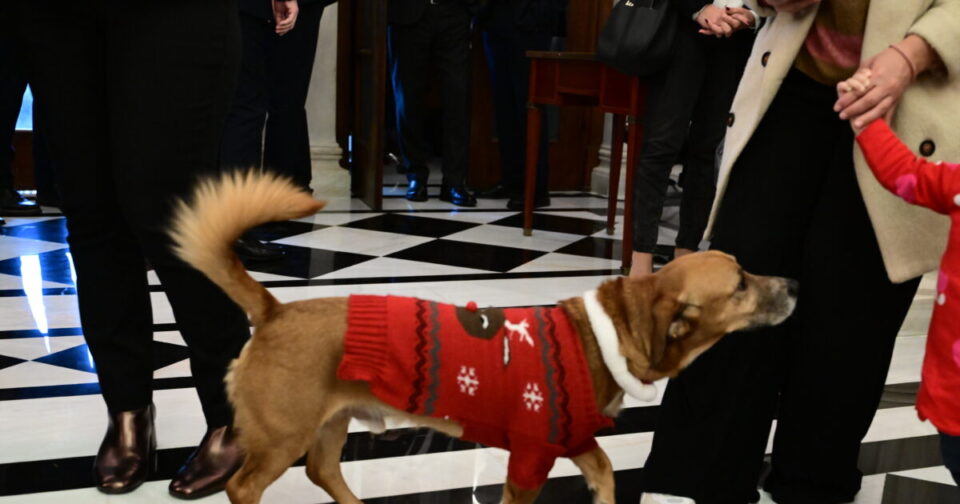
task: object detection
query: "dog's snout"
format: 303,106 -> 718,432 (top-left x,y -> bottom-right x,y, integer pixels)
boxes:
786,279 -> 799,298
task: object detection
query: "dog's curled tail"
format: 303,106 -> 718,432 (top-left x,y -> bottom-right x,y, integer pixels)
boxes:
169,171 -> 325,326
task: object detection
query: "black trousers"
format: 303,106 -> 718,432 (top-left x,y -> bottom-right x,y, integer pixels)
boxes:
388,3 -> 472,185
631,26 -> 752,253
482,29 -> 550,198
220,3 -> 325,189
943,433 -> 960,486
17,0 -> 250,428
641,70 -> 921,504
0,14 -> 25,191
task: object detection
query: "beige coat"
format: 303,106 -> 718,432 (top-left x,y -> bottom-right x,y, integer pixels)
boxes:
707,0 -> 960,283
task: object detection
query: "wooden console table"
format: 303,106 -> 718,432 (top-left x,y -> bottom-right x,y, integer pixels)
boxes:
522,51 -> 648,273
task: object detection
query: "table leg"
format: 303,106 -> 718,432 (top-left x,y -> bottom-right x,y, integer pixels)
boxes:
606,114 -> 625,235
621,115 -> 642,275
523,103 -> 542,237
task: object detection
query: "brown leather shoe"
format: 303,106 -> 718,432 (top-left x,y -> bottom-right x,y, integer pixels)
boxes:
94,404 -> 156,494
168,426 -> 243,500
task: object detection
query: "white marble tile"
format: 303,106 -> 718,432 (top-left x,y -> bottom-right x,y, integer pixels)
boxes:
293,211 -> 384,226
313,197 -> 372,212
509,252 -> 621,273
315,256 -> 492,279
0,361 -> 98,390
0,335 -> 86,360
419,210 -> 519,224
0,273 -> 70,290
443,224 -> 583,252
381,197 -> 511,212
153,331 -> 187,346
885,335 -> 926,385
272,227 -> 434,256
0,294 -> 82,331
891,466 -> 956,486
153,359 -> 192,379
0,236 -> 68,261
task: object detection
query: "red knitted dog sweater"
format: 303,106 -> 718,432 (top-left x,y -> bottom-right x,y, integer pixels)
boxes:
337,295 -> 613,489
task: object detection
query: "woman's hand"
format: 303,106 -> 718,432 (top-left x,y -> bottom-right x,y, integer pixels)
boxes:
725,7 -> 756,29
273,0 -> 299,35
757,0 -> 821,14
834,35 -> 941,130
696,4 -> 746,37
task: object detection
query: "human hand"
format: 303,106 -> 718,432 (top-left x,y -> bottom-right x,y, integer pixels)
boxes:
758,0 -> 821,14
834,48 -> 913,130
273,0 -> 299,35
725,7 -> 756,29
696,4 -> 744,38
836,68 -> 874,133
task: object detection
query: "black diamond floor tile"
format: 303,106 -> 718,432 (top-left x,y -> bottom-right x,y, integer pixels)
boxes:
0,354 -> 26,371
0,217 -> 68,244
245,221 -> 327,242
0,249 -> 75,285
555,237 -> 623,261
33,341 -> 191,374
343,213 -> 477,238
490,213 -> 607,235
33,344 -> 97,373
242,243 -> 374,279
387,239 -> 545,273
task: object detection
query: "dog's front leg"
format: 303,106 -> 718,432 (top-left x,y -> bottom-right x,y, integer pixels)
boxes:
502,479 -> 543,504
571,446 -> 615,504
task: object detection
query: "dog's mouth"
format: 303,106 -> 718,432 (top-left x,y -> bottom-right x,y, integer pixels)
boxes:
742,277 -> 798,331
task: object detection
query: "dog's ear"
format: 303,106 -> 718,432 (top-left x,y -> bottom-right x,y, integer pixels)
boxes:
667,299 -> 701,340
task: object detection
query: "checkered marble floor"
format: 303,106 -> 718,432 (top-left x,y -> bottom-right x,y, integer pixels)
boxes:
0,193 -> 955,503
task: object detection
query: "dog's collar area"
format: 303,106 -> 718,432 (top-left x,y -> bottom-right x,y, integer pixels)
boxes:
582,290 -> 658,402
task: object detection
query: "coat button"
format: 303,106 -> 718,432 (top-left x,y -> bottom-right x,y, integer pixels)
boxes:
761,51 -> 771,67
727,113 -> 735,127
920,140 -> 936,157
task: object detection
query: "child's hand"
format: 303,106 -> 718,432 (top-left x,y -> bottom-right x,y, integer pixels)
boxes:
837,69 -> 873,133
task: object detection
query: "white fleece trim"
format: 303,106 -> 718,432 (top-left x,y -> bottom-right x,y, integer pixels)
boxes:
582,290 -> 658,402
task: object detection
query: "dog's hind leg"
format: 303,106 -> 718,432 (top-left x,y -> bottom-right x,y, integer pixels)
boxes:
571,446 -> 615,504
502,480 -> 543,504
306,413 -> 361,503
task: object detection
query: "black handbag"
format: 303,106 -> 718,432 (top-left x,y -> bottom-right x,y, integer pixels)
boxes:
596,0 -> 677,77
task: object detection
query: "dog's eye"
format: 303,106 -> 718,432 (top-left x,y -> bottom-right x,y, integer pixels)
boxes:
737,276 -> 748,292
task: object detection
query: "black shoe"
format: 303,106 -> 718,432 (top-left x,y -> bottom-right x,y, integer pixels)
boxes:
0,216 -> 6,226
94,404 -> 156,494
476,183 -> 512,199
235,236 -> 285,262
36,191 -> 62,209
506,194 -> 550,211
405,178 -> 429,202
168,426 -> 243,500
439,184 -> 477,207
0,188 -> 42,216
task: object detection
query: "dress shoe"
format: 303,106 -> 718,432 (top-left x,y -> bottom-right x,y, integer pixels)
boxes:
476,183 -> 512,199
405,178 -> 429,202
0,216 -> 5,226
169,426 -> 243,500
235,235 -> 285,262
439,184 -> 477,207
94,404 -> 156,494
0,188 -> 41,216
506,194 -> 551,211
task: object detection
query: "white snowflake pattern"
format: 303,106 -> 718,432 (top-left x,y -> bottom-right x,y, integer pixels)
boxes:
457,366 -> 479,396
522,382 -> 545,412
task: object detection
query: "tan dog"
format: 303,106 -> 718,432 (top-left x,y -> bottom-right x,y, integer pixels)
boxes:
170,173 -> 798,504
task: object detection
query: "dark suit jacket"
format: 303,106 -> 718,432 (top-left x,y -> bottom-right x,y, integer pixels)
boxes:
480,0 -> 567,36
240,0 -> 336,21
